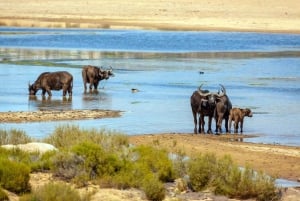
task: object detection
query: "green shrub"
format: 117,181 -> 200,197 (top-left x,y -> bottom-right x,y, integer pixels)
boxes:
20,182 -> 88,201
0,187 -> 8,201
236,167 -> 279,201
213,155 -> 241,196
132,145 -> 175,182
0,129 -> 31,145
187,153 -> 217,191
51,151 -> 85,181
171,149 -> 188,178
141,174 -> 165,201
30,150 -> 57,172
44,125 -> 128,152
187,153 -> 279,200
71,141 -> 122,179
0,157 -> 30,194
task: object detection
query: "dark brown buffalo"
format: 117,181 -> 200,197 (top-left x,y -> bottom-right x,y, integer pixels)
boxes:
191,85 -> 217,134
229,108 -> 253,133
28,71 -> 73,97
214,84 -> 232,134
82,65 -> 114,91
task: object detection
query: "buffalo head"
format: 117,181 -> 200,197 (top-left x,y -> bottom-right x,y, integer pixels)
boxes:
28,83 -> 38,95
197,84 -> 216,109
100,67 -> 114,80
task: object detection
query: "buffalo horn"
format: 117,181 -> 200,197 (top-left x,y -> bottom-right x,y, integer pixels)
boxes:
219,84 -> 226,95
198,84 -> 204,91
197,90 -> 211,96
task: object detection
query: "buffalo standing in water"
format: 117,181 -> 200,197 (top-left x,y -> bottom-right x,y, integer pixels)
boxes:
28,71 -> 73,97
82,65 -> 114,91
190,84 -> 217,134
214,84 -> 232,134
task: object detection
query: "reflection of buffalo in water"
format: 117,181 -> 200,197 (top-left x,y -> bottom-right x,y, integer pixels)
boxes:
28,95 -> 72,111
28,71 -> 73,97
82,65 -> 114,91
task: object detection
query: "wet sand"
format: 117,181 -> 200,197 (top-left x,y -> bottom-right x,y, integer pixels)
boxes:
0,0 -> 300,33
0,109 -> 121,122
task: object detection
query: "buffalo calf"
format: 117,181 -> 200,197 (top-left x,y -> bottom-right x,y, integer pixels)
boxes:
228,108 -> 253,133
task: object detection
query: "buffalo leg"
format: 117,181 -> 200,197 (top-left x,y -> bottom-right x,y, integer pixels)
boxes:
200,115 -> 205,134
94,82 -> 99,90
42,89 -> 46,96
234,121 -> 239,133
68,88 -> 72,96
216,115 -> 223,134
192,110 -> 198,134
82,80 -> 87,91
228,115 -> 233,133
224,117 -> 229,133
207,116 -> 213,134
240,119 -> 244,133
89,78 -> 94,90
45,87 -> 52,96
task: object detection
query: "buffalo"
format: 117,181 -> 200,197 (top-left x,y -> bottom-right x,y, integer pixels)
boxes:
229,108 -> 253,133
28,71 -> 73,97
82,65 -> 114,91
214,84 -> 232,134
191,85 -> 217,134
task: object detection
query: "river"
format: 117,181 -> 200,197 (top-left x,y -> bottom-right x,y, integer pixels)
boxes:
0,27 -> 299,146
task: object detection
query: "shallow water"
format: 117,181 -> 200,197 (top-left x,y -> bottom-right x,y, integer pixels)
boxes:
0,28 -> 300,146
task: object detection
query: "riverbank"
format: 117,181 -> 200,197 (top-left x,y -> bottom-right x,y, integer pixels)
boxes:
129,133 -> 300,182
0,0 -> 300,33
1,109 -> 299,182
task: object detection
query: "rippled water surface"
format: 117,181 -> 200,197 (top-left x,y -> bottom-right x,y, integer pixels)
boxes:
0,27 -> 300,146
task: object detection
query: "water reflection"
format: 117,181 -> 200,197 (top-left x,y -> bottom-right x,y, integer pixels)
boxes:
28,95 -> 72,111
81,90 -> 112,109
2,48 -> 300,63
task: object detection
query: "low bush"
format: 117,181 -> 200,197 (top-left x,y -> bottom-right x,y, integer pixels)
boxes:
132,145 -> 175,182
0,157 -> 30,194
141,174 -> 165,201
187,153 -> 280,201
188,153 -> 217,191
0,129 -> 31,145
20,182 -> 89,201
51,151 -> 85,181
44,125 -> 128,152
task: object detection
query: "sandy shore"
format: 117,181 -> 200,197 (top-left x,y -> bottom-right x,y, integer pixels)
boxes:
1,0 -> 300,33
0,109 -> 121,123
129,133 -> 300,182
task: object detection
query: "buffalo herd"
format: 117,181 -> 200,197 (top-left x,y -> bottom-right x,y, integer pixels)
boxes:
28,65 -> 114,97
191,84 -> 253,134
28,67 -> 251,134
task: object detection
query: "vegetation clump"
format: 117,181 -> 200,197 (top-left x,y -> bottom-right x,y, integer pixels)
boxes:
0,129 -> 32,145
20,182 -> 89,201
0,157 -> 30,194
0,126 -> 281,201
187,153 -> 280,201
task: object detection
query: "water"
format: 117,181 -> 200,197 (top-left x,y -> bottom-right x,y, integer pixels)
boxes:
0,27 -> 300,147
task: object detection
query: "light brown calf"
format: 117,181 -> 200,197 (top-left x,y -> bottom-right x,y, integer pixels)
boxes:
229,108 -> 253,133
